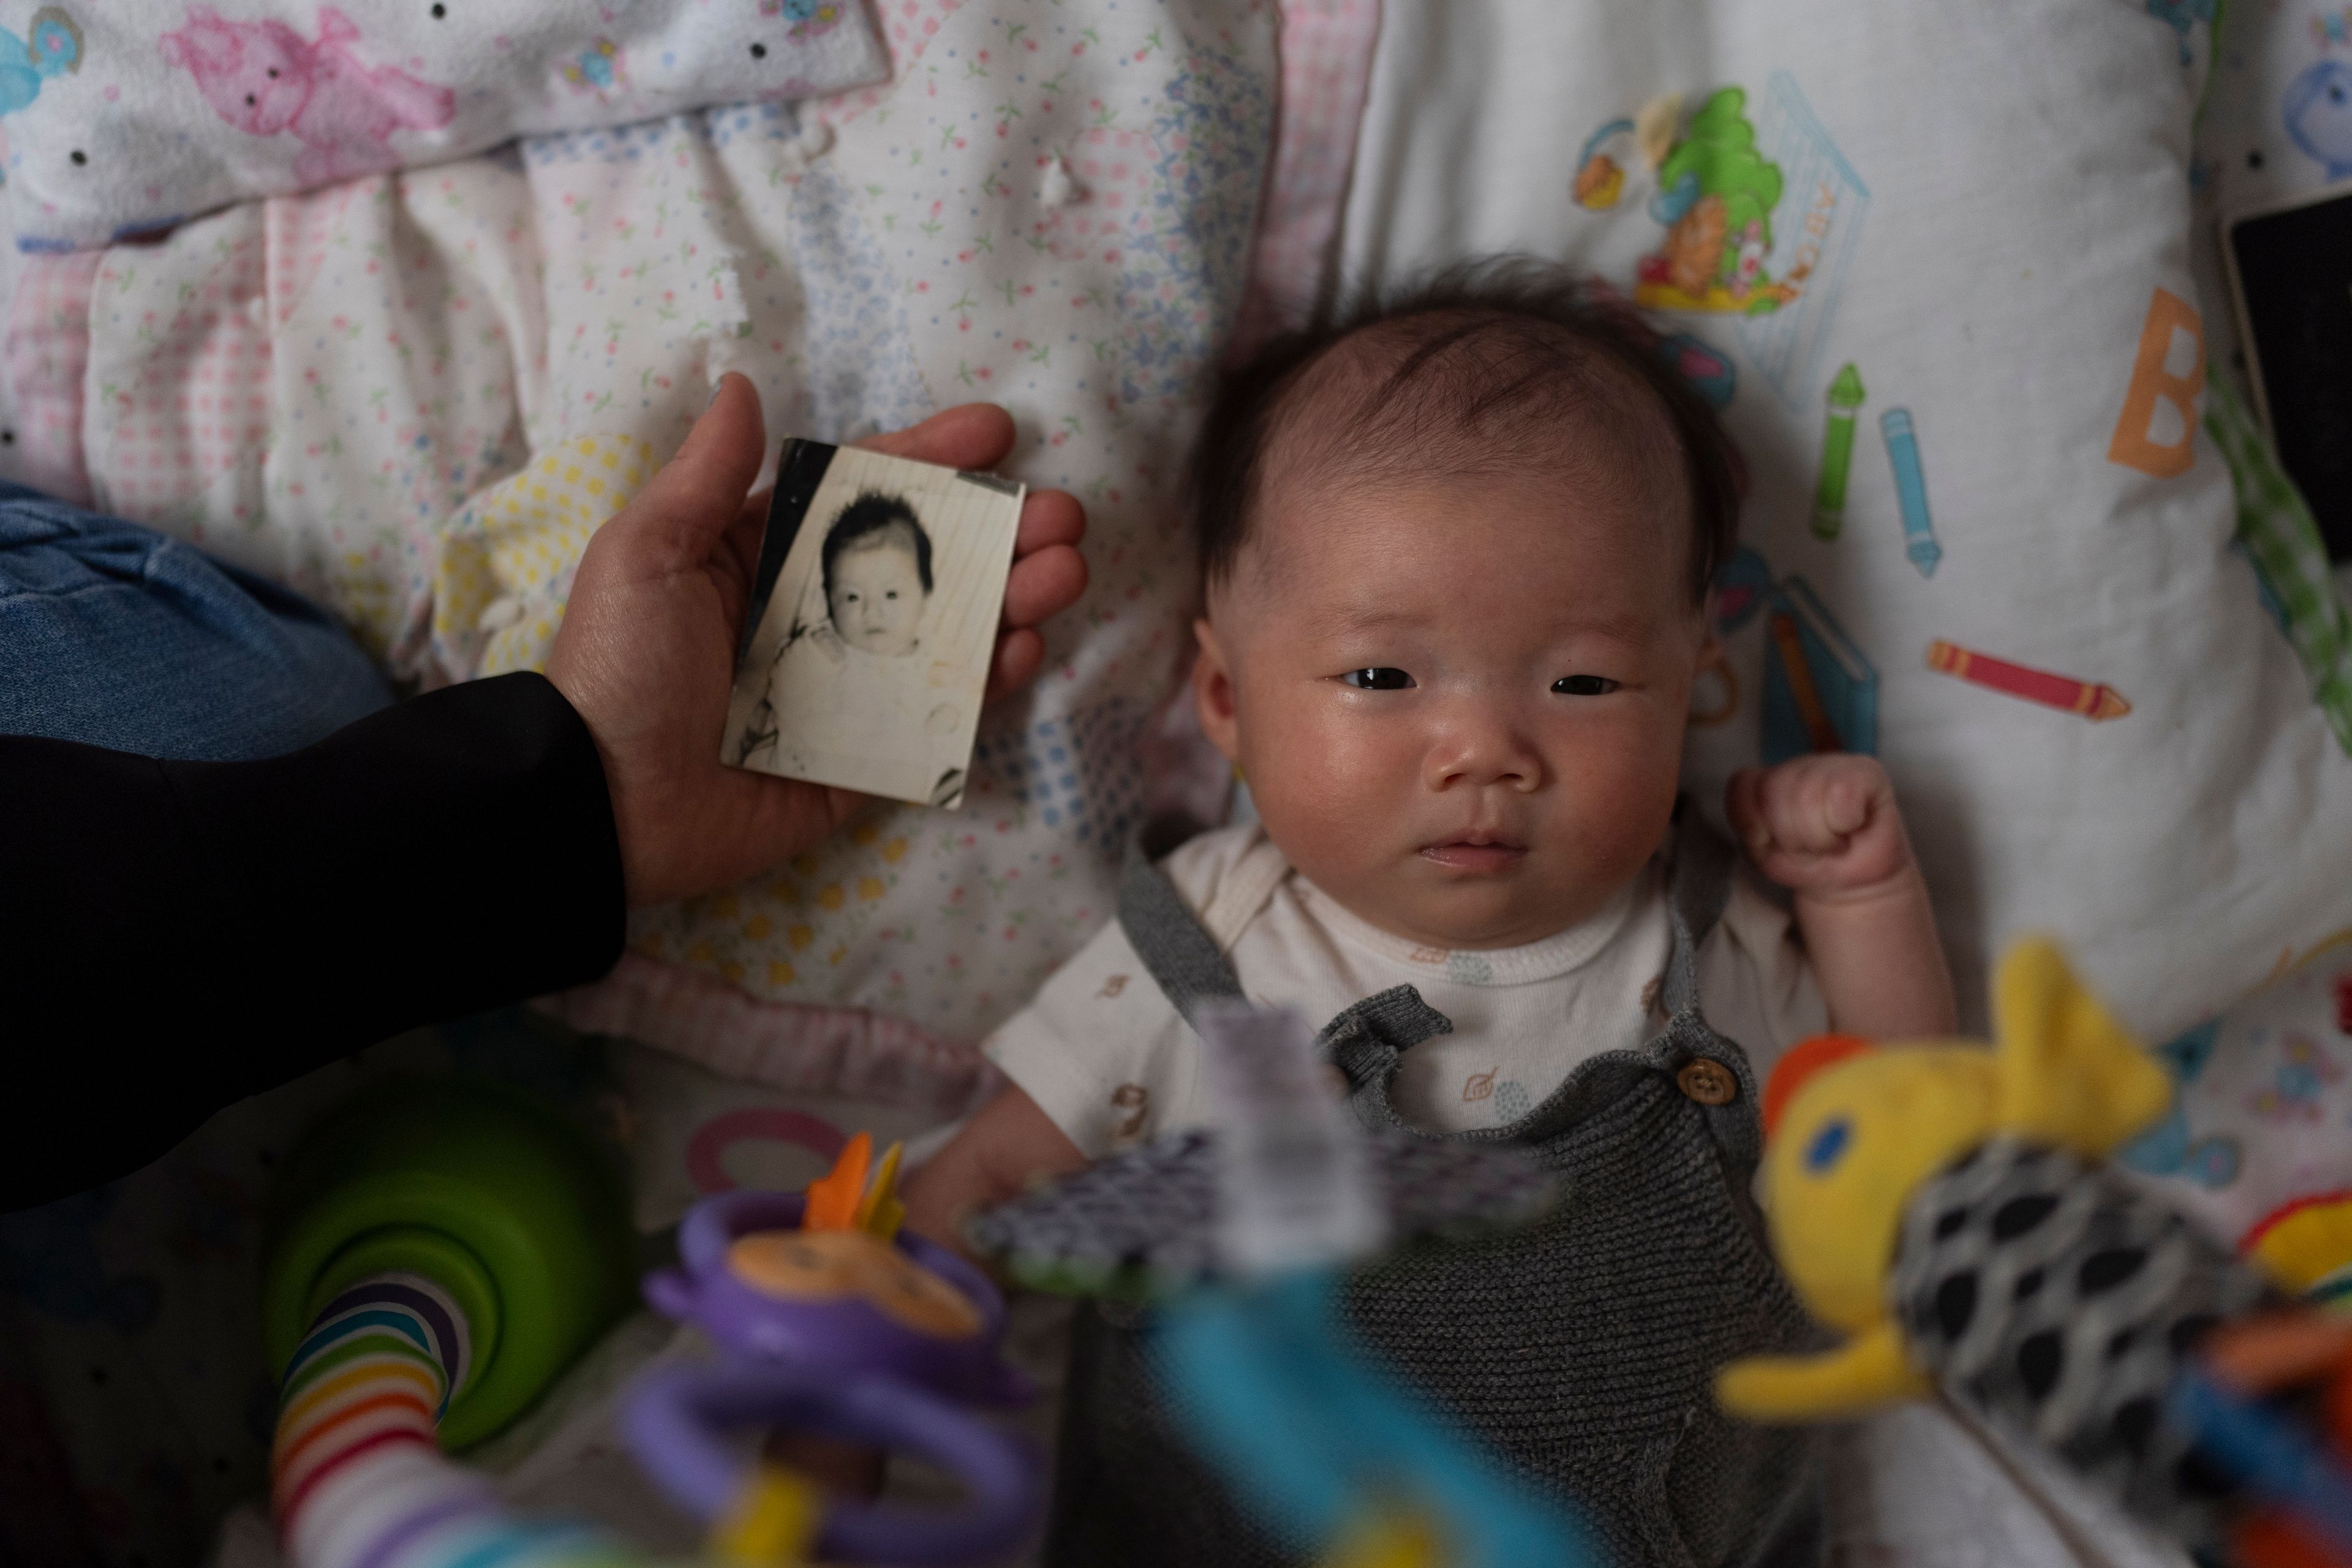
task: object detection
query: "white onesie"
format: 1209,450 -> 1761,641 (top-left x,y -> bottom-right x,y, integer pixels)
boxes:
984,822 -> 1829,1159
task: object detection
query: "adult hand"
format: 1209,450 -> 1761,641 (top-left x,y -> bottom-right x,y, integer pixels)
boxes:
546,374 -> 1088,907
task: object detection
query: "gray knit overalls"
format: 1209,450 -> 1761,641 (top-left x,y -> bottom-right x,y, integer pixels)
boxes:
1044,813 -> 1823,1568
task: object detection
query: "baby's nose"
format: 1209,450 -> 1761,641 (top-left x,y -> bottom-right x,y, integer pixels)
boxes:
1427,712 -> 1544,791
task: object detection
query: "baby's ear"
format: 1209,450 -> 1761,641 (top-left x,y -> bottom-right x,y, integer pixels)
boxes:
1189,617 -> 1241,763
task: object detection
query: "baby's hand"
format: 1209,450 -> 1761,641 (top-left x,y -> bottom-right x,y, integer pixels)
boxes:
1725,755 -> 1918,905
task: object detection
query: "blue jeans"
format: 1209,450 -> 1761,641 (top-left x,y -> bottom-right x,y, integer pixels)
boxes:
0,482 -> 391,758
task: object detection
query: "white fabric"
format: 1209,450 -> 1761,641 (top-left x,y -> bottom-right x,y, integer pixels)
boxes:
66,0 -> 1277,1047
1330,0 -> 2352,1046
2,1 -> 886,252
984,823 -> 1826,1157
2113,936 -> 2352,1263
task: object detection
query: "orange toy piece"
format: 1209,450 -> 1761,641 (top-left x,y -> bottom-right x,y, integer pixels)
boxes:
2237,1511 -> 2348,1568
803,1134 -> 872,1232
1759,1034 -> 1874,1137
801,1134 -> 908,1238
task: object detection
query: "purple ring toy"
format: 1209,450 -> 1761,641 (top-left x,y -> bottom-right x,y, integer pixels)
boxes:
646,1189 -> 1031,1406
620,1360 -> 1041,1566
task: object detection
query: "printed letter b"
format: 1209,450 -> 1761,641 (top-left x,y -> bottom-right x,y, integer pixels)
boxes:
2107,287 -> 2204,478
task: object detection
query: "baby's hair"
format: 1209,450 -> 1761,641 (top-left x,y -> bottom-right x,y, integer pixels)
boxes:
1189,256 -> 1740,605
820,491 -> 934,603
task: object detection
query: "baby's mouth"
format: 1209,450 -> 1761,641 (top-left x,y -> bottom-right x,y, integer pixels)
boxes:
1418,833 -> 1528,873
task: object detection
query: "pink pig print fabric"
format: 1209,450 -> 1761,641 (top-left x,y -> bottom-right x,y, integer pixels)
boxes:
1,1 -> 889,254
160,6 -> 454,189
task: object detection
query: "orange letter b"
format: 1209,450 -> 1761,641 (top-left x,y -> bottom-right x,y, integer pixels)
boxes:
2107,287 -> 2205,478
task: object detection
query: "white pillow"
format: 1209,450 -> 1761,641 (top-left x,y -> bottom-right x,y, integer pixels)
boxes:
1334,0 -> 2352,1039
2,1 -> 886,252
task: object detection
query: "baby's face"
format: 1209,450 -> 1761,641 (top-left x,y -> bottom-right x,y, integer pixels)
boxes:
828,540 -> 926,657
1195,468 -> 1710,951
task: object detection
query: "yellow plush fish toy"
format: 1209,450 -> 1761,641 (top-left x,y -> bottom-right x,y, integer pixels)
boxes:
1716,938 -> 2182,1420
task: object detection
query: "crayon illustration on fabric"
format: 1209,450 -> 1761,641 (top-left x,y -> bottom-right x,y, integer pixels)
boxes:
1879,409 -> 1942,576
1924,639 -> 2132,723
1812,362 -> 1865,538
723,442 -> 1025,811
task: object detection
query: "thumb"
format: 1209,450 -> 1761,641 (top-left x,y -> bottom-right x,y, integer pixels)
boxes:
623,373 -> 769,570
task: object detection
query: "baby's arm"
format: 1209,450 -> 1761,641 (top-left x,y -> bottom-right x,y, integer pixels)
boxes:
1725,755 -> 1957,1040
903,1084 -> 1088,1255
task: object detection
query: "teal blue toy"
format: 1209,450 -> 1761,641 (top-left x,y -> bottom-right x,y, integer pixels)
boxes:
1156,1268 -> 1593,1568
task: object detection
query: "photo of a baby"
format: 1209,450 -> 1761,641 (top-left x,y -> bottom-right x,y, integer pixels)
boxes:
722,440 -> 1025,808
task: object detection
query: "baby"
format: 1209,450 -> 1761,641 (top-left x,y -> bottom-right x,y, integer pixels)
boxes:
906,261 -> 1956,1566
815,490 -> 932,660
736,492 -> 962,802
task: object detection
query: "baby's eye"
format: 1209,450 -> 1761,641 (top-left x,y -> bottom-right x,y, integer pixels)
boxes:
1340,668 -> 1414,691
1551,674 -> 1619,697
884,590 -> 899,600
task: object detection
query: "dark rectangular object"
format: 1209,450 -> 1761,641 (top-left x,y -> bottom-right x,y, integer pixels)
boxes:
2225,187 -> 2352,562
736,437 -> 839,668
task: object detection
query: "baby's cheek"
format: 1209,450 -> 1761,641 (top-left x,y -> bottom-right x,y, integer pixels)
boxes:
1548,716 -> 1681,861
1247,715 -> 1411,864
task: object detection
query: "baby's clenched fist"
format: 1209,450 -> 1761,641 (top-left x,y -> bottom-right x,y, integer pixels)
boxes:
1725,754 -> 1919,905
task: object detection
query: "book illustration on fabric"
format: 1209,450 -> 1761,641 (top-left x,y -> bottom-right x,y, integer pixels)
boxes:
1763,579 -> 1876,762
1713,546 -> 1879,764
722,440 -> 1026,810
1733,73 -> 1872,407
1587,74 -> 1868,403
1633,87 -> 1792,317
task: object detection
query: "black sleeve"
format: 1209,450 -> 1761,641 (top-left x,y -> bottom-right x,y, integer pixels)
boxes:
0,672 -> 626,1210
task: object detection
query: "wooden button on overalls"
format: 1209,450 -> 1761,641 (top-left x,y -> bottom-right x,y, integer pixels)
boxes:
1676,1058 -> 1737,1106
